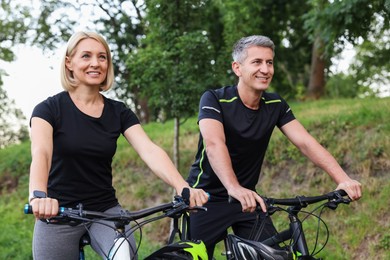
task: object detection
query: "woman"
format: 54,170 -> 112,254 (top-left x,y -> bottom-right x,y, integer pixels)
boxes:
28,31 -> 209,259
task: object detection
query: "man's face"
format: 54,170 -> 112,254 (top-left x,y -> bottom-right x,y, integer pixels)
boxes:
232,46 -> 274,92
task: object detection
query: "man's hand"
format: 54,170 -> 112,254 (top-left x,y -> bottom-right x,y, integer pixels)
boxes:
336,179 -> 362,201
228,186 -> 266,213
187,187 -> 210,208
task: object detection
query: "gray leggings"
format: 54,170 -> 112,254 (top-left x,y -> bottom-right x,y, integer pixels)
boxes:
32,205 -> 138,260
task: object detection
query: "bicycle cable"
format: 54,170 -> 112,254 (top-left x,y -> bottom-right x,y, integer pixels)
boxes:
298,202 -> 330,257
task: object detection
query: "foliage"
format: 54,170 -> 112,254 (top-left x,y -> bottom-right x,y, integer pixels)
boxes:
349,29 -> 390,97
0,86 -> 29,148
302,0 -> 390,98
31,0 -> 76,50
304,0 -> 390,58
0,0 -> 31,62
0,1 -> 35,148
324,72 -> 374,98
128,0 -> 215,120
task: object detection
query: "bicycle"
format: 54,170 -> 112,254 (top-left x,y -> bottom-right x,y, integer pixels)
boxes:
221,189 -> 351,260
24,188 -> 208,260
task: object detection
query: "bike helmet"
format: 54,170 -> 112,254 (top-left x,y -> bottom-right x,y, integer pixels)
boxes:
227,234 -> 294,260
144,239 -> 208,260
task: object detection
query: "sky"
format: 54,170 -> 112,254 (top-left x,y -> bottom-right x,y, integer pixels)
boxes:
1,46 -> 64,122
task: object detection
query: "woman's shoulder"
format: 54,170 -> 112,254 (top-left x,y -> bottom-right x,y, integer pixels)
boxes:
34,91 -> 67,108
103,95 -> 128,109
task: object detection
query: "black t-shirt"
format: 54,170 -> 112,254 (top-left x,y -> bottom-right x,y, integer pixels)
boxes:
31,91 -> 140,211
187,85 -> 295,200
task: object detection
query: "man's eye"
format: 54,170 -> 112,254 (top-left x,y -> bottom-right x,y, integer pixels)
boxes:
267,61 -> 273,65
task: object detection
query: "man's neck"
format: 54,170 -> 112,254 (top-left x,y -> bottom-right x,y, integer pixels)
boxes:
237,84 -> 263,110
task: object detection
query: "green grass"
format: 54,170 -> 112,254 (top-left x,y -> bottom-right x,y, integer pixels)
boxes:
0,97 -> 389,259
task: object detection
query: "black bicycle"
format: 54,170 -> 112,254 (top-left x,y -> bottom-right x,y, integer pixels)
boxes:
223,190 -> 351,260
24,188 -> 208,260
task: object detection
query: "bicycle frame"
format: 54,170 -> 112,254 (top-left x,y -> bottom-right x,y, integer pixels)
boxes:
223,190 -> 350,260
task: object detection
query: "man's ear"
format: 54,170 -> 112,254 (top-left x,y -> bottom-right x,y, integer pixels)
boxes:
232,61 -> 241,77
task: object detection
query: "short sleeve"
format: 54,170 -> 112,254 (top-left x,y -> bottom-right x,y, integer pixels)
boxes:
198,90 -> 223,123
276,97 -> 295,128
119,102 -> 140,133
30,97 -> 58,128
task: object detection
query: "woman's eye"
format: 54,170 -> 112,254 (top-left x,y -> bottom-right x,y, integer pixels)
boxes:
82,54 -> 90,58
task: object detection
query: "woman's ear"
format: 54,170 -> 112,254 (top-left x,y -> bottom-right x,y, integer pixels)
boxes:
65,56 -> 73,71
232,61 -> 241,77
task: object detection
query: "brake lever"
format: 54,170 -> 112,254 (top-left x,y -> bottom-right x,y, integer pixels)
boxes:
326,192 -> 351,210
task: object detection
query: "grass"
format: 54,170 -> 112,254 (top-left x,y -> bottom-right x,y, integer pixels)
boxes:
0,97 -> 389,259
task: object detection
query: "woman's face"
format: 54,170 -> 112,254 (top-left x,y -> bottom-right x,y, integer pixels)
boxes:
65,38 -> 108,88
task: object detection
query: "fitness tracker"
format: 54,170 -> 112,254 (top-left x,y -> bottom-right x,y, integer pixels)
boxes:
29,190 -> 47,203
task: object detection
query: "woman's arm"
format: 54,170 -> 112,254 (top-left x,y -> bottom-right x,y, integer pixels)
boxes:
123,124 -> 209,207
29,117 -> 59,218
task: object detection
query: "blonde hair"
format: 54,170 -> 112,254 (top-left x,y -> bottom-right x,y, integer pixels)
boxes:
60,31 -> 115,91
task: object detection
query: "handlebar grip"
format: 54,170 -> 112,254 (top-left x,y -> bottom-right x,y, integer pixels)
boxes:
228,196 -> 239,204
24,204 -> 32,214
335,189 -> 347,197
181,187 -> 190,204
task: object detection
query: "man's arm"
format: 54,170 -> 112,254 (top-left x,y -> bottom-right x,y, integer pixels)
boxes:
280,119 -> 362,200
199,118 -> 266,212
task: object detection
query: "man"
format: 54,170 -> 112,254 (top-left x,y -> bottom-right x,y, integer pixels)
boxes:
186,35 -> 362,258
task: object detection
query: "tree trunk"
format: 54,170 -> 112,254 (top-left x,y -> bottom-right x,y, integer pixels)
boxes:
307,36 -> 326,99
169,117 -> 180,240
173,117 -> 180,168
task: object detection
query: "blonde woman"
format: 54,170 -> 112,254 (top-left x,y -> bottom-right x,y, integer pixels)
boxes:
28,31 -> 208,259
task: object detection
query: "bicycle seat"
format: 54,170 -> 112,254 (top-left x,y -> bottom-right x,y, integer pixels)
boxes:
227,234 -> 293,260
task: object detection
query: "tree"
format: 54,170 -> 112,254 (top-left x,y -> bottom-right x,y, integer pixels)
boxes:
0,0 -> 31,148
304,0 -> 390,99
128,0 -> 216,167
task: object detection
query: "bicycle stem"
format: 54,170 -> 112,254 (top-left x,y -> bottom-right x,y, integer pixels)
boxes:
287,205 -> 310,257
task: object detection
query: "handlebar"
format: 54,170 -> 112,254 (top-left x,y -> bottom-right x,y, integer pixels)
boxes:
24,188 -> 207,223
263,190 -> 350,207
228,190 -> 350,210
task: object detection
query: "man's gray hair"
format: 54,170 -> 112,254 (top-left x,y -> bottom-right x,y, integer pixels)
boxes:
232,35 -> 275,62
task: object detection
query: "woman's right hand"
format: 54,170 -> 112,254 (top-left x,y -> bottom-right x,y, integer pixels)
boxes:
30,198 -> 59,219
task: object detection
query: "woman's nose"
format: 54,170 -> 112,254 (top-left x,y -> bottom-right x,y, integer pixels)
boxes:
90,56 -> 99,67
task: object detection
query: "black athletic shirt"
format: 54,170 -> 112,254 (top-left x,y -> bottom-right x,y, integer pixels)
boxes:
31,91 -> 140,211
187,85 -> 295,201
